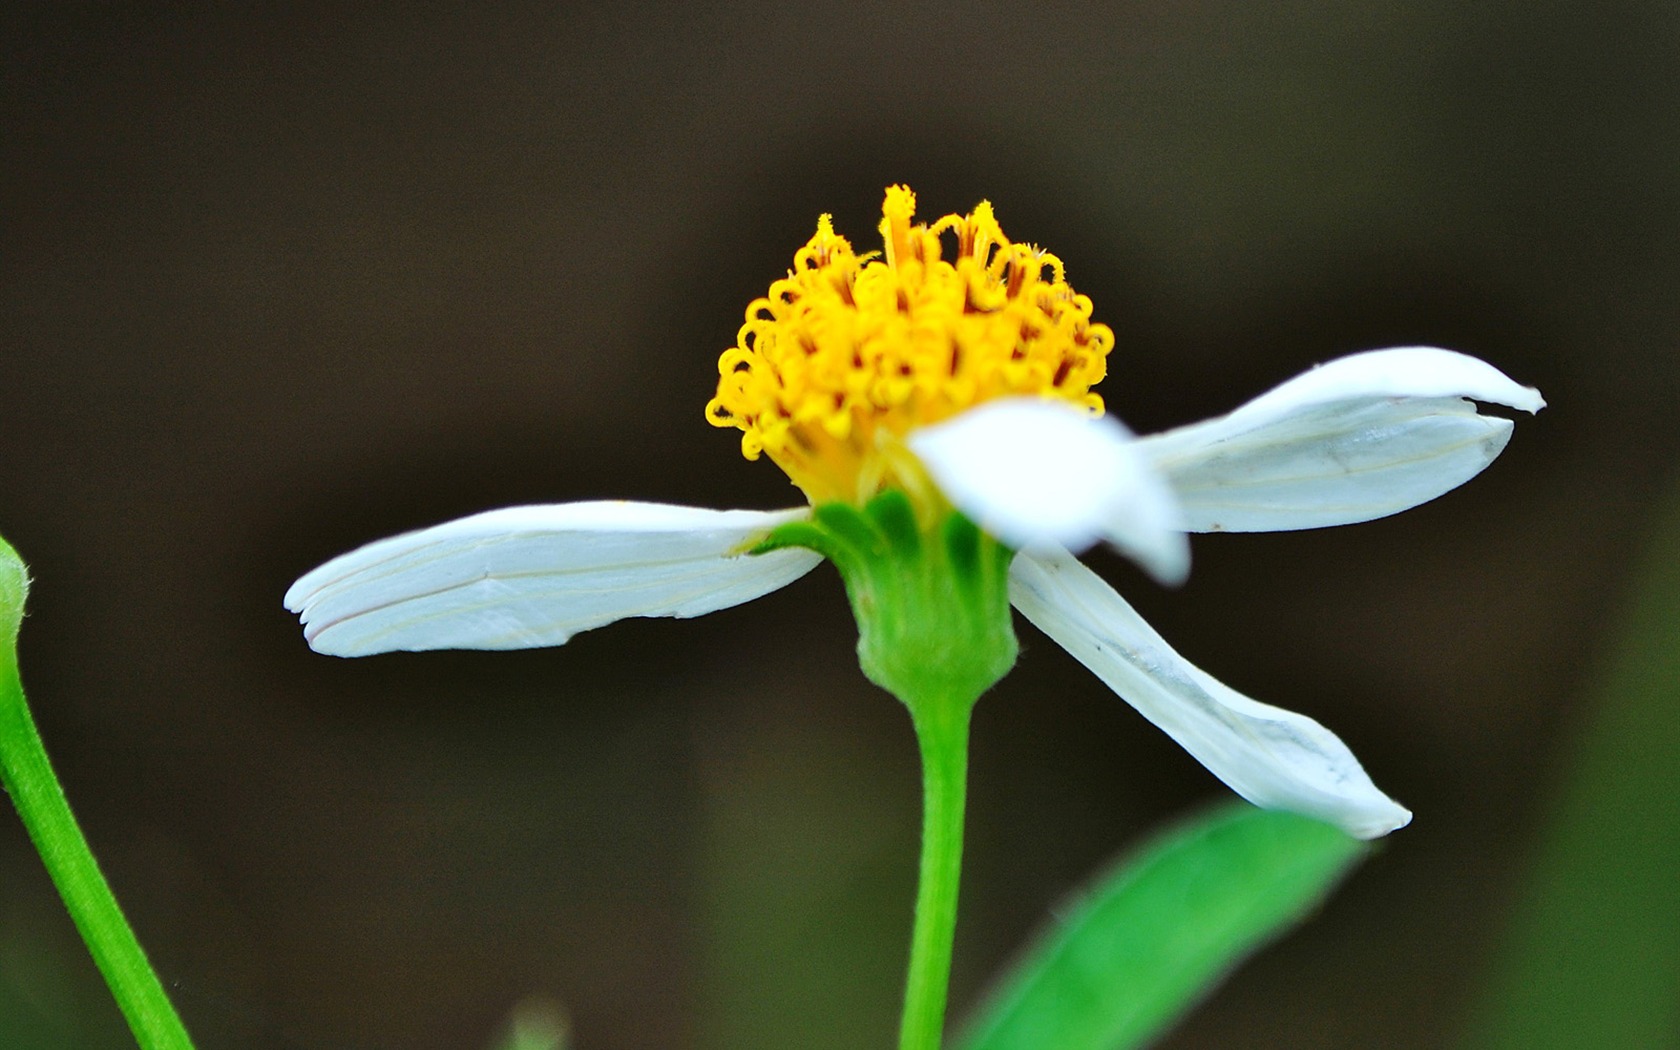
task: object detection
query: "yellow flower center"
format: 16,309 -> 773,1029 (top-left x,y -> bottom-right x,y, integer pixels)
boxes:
705,185 -> 1114,504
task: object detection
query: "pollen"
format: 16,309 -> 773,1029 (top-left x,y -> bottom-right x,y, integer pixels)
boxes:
706,185 -> 1114,504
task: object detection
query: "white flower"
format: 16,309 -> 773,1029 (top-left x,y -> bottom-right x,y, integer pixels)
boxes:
286,345 -> 1542,840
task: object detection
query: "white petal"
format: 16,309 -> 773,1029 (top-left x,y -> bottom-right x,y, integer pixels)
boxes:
1138,347 -> 1544,532
285,502 -> 822,656
908,398 -> 1190,585
1008,548 -> 1411,838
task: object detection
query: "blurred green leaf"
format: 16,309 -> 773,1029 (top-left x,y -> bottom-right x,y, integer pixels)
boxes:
488,998 -> 569,1050
955,801 -> 1366,1050
1458,487 -> 1680,1050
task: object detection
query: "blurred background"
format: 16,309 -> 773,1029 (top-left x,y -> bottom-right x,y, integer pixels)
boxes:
3,2 -> 1676,1048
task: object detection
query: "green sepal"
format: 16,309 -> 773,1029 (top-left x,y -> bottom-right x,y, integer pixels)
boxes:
760,491 -> 1018,720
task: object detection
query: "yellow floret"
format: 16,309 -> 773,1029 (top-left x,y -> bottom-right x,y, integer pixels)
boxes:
705,185 -> 1113,504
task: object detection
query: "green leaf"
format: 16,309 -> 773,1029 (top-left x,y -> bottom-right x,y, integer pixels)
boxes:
956,801 -> 1367,1050
1457,483 -> 1680,1050
487,999 -> 569,1050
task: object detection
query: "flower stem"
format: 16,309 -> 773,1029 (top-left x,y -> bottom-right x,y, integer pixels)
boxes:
0,549 -> 196,1049
760,497 -> 1014,1050
898,703 -> 971,1050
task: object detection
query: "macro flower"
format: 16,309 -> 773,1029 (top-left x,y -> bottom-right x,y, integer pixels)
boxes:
286,186 -> 1541,840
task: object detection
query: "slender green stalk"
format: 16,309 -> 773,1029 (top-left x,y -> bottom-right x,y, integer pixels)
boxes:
1,539 -> 195,1049
760,495 -> 1016,1050
898,704 -> 972,1050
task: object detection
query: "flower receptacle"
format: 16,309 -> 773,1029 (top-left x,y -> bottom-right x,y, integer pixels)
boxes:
758,491 -> 1018,720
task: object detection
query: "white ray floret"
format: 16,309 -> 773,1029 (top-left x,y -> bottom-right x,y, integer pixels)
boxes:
1139,347 -> 1545,533
907,398 -> 1190,586
285,502 -> 821,656
1009,546 -> 1411,839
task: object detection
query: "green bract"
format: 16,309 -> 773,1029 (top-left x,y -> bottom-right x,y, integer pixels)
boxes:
758,490 -> 1019,717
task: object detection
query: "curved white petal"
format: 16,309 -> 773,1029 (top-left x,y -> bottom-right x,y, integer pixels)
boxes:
908,398 -> 1190,586
285,502 -> 822,656
1138,347 -> 1544,533
1008,548 -> 1411,838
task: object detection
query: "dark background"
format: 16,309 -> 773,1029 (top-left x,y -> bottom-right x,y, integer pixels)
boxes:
3,3 -> 1674,1048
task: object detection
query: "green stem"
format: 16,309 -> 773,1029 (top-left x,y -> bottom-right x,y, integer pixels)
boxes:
898,703 -> 971,1050
0,645 -> 196,1049
760,496 -> 1014,1050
